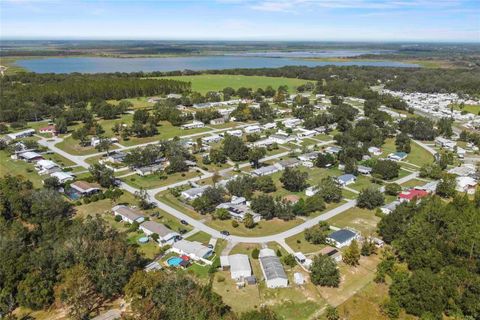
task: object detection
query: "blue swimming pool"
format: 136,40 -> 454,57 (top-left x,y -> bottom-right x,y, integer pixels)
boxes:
138,237 -> 149,244
167,257 -> 183,267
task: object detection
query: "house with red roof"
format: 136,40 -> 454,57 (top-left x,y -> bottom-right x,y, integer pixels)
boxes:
38,125 -> 57,135
398,189 -> 429,202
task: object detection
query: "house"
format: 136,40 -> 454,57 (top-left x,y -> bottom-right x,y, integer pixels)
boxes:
181,186 -> 209,200
139,221 -> 179,245
275,158 -> 300,170
6,129 -> 35,141
49,171 -> 75,184
167,93 -> 182,99
296,128 -> 316,138
216,200 -> 262,223
294,252 -> 313,269
456,147 -> 466,158
259,249 -> 288,288
181,121 -> 205,130
381,200 -> 401,215
17,151 -> 43,162
263,122 -> 276,130
112,205 -> 145,224
327,229 -> 359,248
357,165 -> 373,175
193,102 -> 213,109
91,137 -> 118,147
70,181 -> 101,196
35,159 -> 61,175
293,272 -> 305,285
201,134 -> 222,144
298,151 -> 319,162
435,137 -> 456,150
225,129 -> 243,137
283,118 -> 302,128
398,189 -> 429,202
38,125 -> 56,135
135,163 -> 164,176
104,151 -> 126,164
455,176 -> 477,194
251,165 -> 279,177
368,146 -> 382,156
269,133 -> 292,144
220,254 -> 252,280
319,246 -> 342,263
336,174 -> 356,186
210,118 -> 225,125
244,125 -> 262,134
414,181 -> 439,193
144,261 -> 162,272
325,146 -> 342,155
253,138 -> 275,147
448,164 -> 476,177
171,240 -> 213,262
388,152 -> 408,161
305,186 -> 319,197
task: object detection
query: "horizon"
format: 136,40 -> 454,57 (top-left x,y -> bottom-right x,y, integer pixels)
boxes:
1,0 -> 479,42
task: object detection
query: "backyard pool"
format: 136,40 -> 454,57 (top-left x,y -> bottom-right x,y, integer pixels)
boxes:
166,257 -> 184,267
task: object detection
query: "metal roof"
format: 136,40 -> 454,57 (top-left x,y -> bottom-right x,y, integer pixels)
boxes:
140,221 -> 176,237
328,229 -> 357,244
259,255 -> 288,281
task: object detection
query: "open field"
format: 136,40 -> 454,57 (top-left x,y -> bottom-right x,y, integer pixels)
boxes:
0,150 -> 44,188
381,138 -> 433,167
327,207 -> 380,235
121,170 -> 200,189
186,231 -> 211,244
206,216 -> 303,237
285,231 -> 326,254
162,74 -> 309,94
450,103 -> 480,115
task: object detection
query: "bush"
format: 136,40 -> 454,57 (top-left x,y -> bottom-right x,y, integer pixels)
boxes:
83,197 -> 91,204
114,215 -> 122,222
385,183 -> 402,196
251,248 -> 260,259
216,275 -> 225,282
231,220 -> 239,228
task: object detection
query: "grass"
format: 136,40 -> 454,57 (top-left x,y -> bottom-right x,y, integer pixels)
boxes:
41,152 -> 77,167
206,217 -> 303,237
400,178 -> 428,189
121,170 -> 199,189
155,191 -> 204,220
160,74 -> 308,94
285,232 -> 326,254
382,138 -> 434,167
186,231 -> 211,244
0,151 -> 44,188
450,103 -> 480,115
349,175 -> 381,192
327,207 -> 380,235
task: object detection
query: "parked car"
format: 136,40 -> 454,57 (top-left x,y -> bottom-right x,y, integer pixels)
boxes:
220,230 -> 230,236
180,219 -> 189,225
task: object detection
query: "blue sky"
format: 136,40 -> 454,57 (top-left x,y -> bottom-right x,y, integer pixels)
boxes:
1,0 -> 479,42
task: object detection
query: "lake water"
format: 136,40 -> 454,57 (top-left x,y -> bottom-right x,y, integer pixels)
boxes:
15,55 -> 419,74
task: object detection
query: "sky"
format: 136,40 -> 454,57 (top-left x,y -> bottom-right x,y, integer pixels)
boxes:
1,0 -> 479,42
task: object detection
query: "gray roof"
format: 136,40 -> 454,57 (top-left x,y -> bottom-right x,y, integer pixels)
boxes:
252,165 -> 278,176
337,174 -> 356,183
328,229 -> 357,244
182,186 -> 209,198
173,240 -> 212,258
227,254 -> 252,274
112,205 -> 144,221
278,158 -> 300,168
382,200 -> 401,212
259,255 -> 288,281
140,220 -> 176,237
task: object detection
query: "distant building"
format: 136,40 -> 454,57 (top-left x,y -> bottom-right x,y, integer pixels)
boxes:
319,246 -> 342,262
210,118 -> 225,125
35,159 -> 61,175
380,200 -> 401,215
269,133 -> 292,144
398,189 -> 429,202
244,125 -> 262,134
171,240 -> 213,262
456,176 -> 477,194
6,129 -> 35,141
181,121 -> 205,130
38,125 -> 57,135
181,186 -> 209,201
357,165 -> 373,175
49,171 -> 75,184
135,163 -> 164,176
275,158 -> 300,170
325,146 -> 342,155
388,152 -> 408,161
368,146 -> 382,156
70,181 -> 101,196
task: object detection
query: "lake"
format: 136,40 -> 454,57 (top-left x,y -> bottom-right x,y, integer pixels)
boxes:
15,55 -> 419,74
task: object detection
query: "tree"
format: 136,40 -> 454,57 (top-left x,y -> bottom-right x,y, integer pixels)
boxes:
437,117 -> 453,138
239,306 -> 280,320
385,183 -> 402,196
248,147 -> 266,169
310,255 -> 340,287
357,187 -> 385,209
435,174 -> 457,198
304,221 -> 330,244
223,134 -> 249,161
134,188 -> 151,209
251,194 -> 276,220
395,132 -> 411,153
192,187 -> 225,214
280,167 -> 308,192
243,213 -> 255,229
419,163 -> 443,179
281,254 -> 296,267
55,264 -> 99,320
54,116 -> 68,134
326,305 -> 340,320
43,176 -> 61,189
251,248 -> 260,259
343,240 -> 361,266
315,153 -> 336,168
214,208 -> 230,220
317,176 -> 343,203
209,148 -> 227,164
89,163 -> 115,188
304,193 -> 326,214
17,271 -> 54,310
254,176 -> 276,193
373,160 -> 400,180
95,137 -> 113,155
361,238 -> 376,256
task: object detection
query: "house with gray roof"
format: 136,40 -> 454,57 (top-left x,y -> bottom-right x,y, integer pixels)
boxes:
251,165 -> 279,177
181,186 -> 209,200
327,229 -> 359,248
112,205 -> 145,224
140,221 -> 179,245
381,200 -> 401,215
259,248 -> 288,288
170,240 -> 213,263
275,158 -> 301,170
336,174 -> 357,186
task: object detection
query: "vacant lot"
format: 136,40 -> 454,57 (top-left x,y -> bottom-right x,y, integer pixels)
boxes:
327,207 -> 380,235
121,170 -> 199,189
285,232 -> 326,254
162,74 -> 308,94
0,151 -> 43,188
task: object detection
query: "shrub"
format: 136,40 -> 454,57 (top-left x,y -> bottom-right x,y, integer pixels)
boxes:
114,215 -> 122,222
251,248 -> 260,259
231,220 -> 239,228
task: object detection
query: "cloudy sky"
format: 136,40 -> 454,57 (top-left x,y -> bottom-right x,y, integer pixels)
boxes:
1,0 -> 479,42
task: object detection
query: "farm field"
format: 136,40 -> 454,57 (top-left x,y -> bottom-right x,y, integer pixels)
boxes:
162,74 -> 309,94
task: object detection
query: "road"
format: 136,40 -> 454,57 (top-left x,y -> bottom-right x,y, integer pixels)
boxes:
36,125 -> 420,246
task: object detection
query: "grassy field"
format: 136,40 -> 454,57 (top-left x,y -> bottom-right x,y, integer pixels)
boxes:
450,103 -> 480,115
186,231 -> 211,244
327,207 -> 380,235
206,217 -> 303,237
285,232 -> 326,254
161,74 -> 309,94
0,150 -> 44,188
121,170 -> 199,189
382,138 -> 433,167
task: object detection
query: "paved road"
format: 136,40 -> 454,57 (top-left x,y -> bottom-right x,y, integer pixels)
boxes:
37,128 -> 419,244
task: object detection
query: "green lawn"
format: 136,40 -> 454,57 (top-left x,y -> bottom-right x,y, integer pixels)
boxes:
161,74 -> 309,94
121,170 -> 199,189
285,232 -> 326,254
450,103 -> 480,115
0,151 -> 43,188
327,207 -> 380,235
186,231 -> 211,245
206,217 -> 303,237
382,138 -> 433,167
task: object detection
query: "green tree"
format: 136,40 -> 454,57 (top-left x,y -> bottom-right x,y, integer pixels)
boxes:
357,187 -> 385,209
325,305 -> 340,320
310,255 -> 340,287
435,174 -> 457,198
89,163 -> 115,188
373,160 -> 400,180
343,240 -> 361,266
385,183 -> 402,196
243,213 -> 255,229
248,147 -> 266,168
317,176 -> 343,203
214,208 -> 230,220
17,271 -> 54,310
280,167 -> 308,192
304,221 -> 330,244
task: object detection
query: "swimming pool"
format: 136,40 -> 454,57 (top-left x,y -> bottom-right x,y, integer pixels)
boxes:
167,257 -> 183,267
138,237 -> 149,244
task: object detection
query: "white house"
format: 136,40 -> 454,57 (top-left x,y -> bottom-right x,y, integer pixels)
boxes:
388,152 -> 408,161
49,171 -> 75,184
201,134 -> 222,144
283,118 -> 302,128
181,186 -> 209,200
319,246 -> 342,263
357,165 -> 373,175
225,129 -> 243,137
380,201 -> 401,215
244,125 -> 262,134
259,249 -> 288,288
181,121 -> 205,130
220,254 -> 252,280
269,134 -> 292,144
296,128 -> 317,138
139,221 -> 179,245
298,151 -> 319,162
456,176 -> 477,194
6,129 -> 35,141
170,240 -> 213,263
112,205 -> 145,224
251,165 -> 279,177
325,146 -> 342,155
70,181 -> 101,196
336,174 -> 356,186
326,229 -> 359,248
305,186 -> 319,197
35,159 -> 60,175
293,252 -> 313,269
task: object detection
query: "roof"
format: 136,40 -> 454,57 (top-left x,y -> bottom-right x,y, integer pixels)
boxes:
71,180 -> 100,192
337,174 -> 356,183
283,195 -> 300,203
50,171 -> 74,181
227,254 -> 251,274
259,255 -> 288,281
357,165 -> 372,172
140,221 -> 176,237
277,158 -> 300,167
182,186 -> 208,198
36,159 -> 58,169
252,165 -> 278,176
136,163 -> 163,173
172,240 -> 212,258
399,189 -> 429,201
328,229 -> 357,244
319,246 -> 340,256
112,205 -> 144,221
19,151 -> 42,160
382,200 -> 401,211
